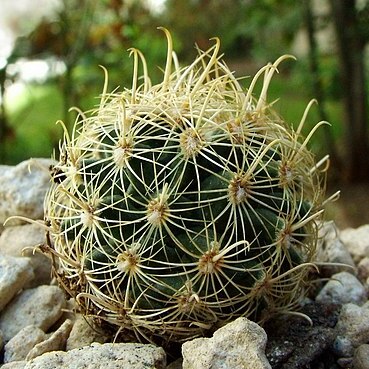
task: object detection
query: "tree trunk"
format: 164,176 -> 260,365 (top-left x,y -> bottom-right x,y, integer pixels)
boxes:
329,0 -> 369,182
303,0 -> 341,176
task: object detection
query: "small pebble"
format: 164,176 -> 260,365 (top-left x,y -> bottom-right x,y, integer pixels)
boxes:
315,271 -> 367,306
24,343 -> 166,369
0,285 -> 66,341
66,315 -> 107,350
353,344 -> 369,369
337,357 -> 353,368
0,158 -> 54,225
333,303 -> 369,357
26,319 -> 73,360
358,257 -> 369,283
4,325 -> 46,363
317,223 -> 356,275
182,317 -> 271,369
340,225 -> 369,263
0,255 -> 35,312
0,224 -> 51,288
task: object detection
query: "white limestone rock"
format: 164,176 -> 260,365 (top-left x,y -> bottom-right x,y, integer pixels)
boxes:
333,303 -> 369,357
0,224 -> 51,288
182,317 -> 271,369
315,271 -> 367,306
340,225 -> 369,263
0,255 -> 34,312
0,158 -> 54,225
0,285 -> 66,341
66,314 -> 108,350
26,319 -> 73,360
23,343 -> 166,369
4,325 -> 46,363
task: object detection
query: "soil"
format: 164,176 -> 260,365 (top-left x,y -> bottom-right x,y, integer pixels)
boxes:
264,301 -> 341,369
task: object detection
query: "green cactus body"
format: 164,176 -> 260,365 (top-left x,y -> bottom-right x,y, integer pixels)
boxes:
44,29 -> 329,343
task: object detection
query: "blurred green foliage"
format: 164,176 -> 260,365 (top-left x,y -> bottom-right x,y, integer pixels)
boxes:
0,0 -> 366,183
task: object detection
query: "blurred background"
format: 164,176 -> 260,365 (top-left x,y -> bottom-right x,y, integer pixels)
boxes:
0,0 -> 368,227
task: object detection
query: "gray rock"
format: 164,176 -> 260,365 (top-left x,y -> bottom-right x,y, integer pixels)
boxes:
0,255 -> 35,312
315,271 -> 367,306
340,225 -> 369,263
0,158 -> 54,225
66,314 -> 108,350
317,222 -> 356,274
0,224 -> 51,288
26,319 -> 73,360
1,362 -> 27,369
4,325 -> 46,363
0,285 -> 66,341
182,317 -> 271,369
337,357 -> 353,368
353,344 -> 369,369
23,342 -> 166,369
358,257 -> 369,284
333,335 -> 353,357
333,303 -> 369,357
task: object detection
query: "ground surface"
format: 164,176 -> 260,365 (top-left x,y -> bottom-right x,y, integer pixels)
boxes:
264,301 -> 341,369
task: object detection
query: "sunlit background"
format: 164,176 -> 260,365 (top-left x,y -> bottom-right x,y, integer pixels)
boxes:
0,0 -> 368,226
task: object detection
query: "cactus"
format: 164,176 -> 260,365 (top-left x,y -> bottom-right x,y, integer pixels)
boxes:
44,29 -> 329,343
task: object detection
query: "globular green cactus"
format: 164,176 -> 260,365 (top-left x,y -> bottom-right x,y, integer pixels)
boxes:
44,29 -> 329,343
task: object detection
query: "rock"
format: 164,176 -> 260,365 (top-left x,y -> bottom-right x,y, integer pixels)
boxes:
1,362 -> 27,369
315,271 -> 367,306
0,224 -> 51,287
333,303 -> 369,357
340,225 -> 369,263
4,325 -> 46,363
0,224 -> 45,254
0,328 -> 3,350
353,344 -> 369,369
26,319 -> 73,360
23,343 -> 166,369
0,255 -> 34,312
66,314 -> 108,350
358,257 -> 369,284
0,285 -> 66,341
333,335 -> 353,358
337,357 -> 353,368
0,158 -> 54,225
182,317 -> 271,369
317,222 -> 356,275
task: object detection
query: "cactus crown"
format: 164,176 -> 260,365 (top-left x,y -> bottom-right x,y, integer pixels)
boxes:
44,28 -> 329,343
